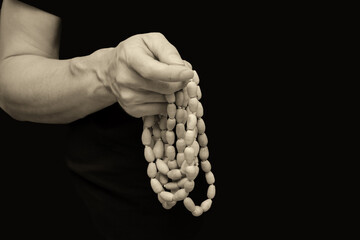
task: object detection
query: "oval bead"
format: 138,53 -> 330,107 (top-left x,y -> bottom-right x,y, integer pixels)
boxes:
153,140 -> 164,158
164,182 -> 179,191
165,145 -> 176,161
147,162 -> 157,178
191,140 -> 200,157
176,153 -> 185,167
141,128 -> 152,146
176,109 -> 186,124
165,93 -> 175,103
184,197 -> 196,212
158,193 -> 166,204
180,160 -> 190,175
158,173 -> 168,185
176,138 -> 186,153
173,189 -> 188,201
184,130 -> 195,146
167,169 -> 182,180
198,133 -> 208,147
199,146 -> 209,161
167,103 -> 177,118
159,191 -> 174,202
143,115 -> 155,128
152,124 -> 161,139
200,160 -> 212,172
184,147 -> 195,164
166,130 -> 175,145
176,123 -> 186,139
150,178 -> 163,193
187,113 -> 197,130
167,118 -> 176,130
177,178 -> 188,188
156,159 -> 169,175
192,206 -> 203,217
167,160 -> 178,169
186,166 -> 199,181
196,102 -> 204,118
162,201 -> 176,209
144,146 -> 155,163
205,171 -> 215,184
184,180 -> 195,193
197,118 -> 205,134
175,90 -> 184,106
200,199 -> 212,212
188,98 -> 198,113
187,81 -> 197,98
207,184 -> 216,199
160,130 -> 167,143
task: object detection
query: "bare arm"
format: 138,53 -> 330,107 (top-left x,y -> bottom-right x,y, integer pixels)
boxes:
0,0 -> 116,123
0,0 -> 193,124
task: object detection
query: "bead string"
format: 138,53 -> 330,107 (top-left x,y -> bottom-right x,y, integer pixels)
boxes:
141,70 -> 215,216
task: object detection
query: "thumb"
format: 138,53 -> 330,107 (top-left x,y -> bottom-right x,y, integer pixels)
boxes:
143,32 -> 185,66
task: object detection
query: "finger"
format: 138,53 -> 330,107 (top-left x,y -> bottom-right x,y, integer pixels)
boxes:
183,60 -> 193,70
142,32 -> 184,66
123,103 -> 167,118
132,52 -> 194,83
118,70 -> 187,94
120,87 -> 166,105
130,33 -> 194,82
140,79 -> 188,95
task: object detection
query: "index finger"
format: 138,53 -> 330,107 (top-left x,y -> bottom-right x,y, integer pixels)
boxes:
133,53 -> 194,82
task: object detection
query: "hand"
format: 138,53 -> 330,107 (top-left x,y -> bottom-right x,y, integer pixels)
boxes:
104,32 -> 194,118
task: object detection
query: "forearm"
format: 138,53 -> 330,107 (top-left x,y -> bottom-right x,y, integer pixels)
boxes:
0,48 -> 116,124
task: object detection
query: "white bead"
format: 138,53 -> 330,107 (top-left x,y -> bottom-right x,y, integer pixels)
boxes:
150,178 -> 163,193
200,160 -> 211,172
159,191 -> 174,202
192,206 -> 203,217
207,184 -> 216,199
156,159 -> 169,175
147,162 -> 157,178
184,197 -> 196,212
173,189 -> 188,201
200,199 -> 212,212
143,115 -> 155,128
165,93 -> 176,103
205,171 -> 215,184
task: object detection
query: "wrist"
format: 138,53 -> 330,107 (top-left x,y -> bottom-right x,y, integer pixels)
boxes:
69,48 -> 117,104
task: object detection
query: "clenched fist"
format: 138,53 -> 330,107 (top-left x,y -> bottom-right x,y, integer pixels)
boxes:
101,32 -> 194,117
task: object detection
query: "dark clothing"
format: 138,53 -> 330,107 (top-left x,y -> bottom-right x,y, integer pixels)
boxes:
17,1 -> 214,238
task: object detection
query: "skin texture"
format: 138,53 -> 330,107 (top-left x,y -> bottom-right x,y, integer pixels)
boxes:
0,0 -> 193,123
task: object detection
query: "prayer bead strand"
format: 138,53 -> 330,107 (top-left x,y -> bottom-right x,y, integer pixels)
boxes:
141,70 -> 215,216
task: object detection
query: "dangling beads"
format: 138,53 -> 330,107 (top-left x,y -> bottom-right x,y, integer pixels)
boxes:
141,70 -> 215,216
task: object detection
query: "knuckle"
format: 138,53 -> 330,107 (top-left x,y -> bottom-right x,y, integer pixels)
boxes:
122,105 -> 141,118
148,32 -> 165,39
118,88 -> 134,106
138,66 -> 152,80
152,81 -> 172,94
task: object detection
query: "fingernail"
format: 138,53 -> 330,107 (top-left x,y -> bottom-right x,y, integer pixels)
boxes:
179,68 -> 194,80
183,60 -> 193,70
167,54 -> 185,66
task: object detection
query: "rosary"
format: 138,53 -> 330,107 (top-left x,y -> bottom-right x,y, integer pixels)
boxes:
141,70 -> 215,216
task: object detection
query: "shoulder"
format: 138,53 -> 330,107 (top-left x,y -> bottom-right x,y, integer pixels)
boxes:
0,0 -> 61,60
16,0 -> 66,17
